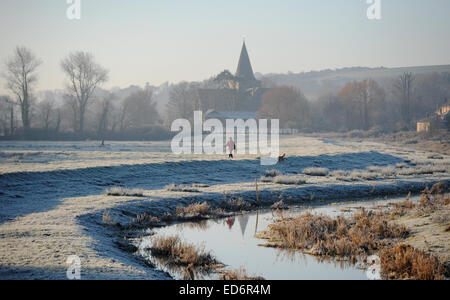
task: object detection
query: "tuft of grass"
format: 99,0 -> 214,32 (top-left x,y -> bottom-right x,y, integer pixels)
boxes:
221,198 -> 251,211
135,213 -> 161,226
273,175 -> 307,185
219,267 -> 265,280
165,184 -> 201,193
303,167 -> 329,177
102,210 -> 116,225
259,208 -> 408,259
148,235 -> 218,267
176,202 -> 211,218
106,187 -> 144,197
271,200 -> 288,210
379,244 -> 444,280
331,170 -> 379,181
416,184 -> 448,215
264,169 -> 282,178
391,193 -> 415,217
260,176 -> 274,183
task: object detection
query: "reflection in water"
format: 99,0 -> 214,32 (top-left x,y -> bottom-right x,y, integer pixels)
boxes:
238,214 -> 249,238
254,210 -> 259,236
176,220 -> 210,231
226,217 -> 235,229
149,255 -> 216,280
139,196 -> 415,280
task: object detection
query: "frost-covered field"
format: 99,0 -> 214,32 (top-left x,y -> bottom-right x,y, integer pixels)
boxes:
0,136 -> 449,279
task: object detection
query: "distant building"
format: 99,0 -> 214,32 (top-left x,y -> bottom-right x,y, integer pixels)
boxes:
417,100 -> 450,132
437,101 -> 450,117
417,115 -> 440,133
196,41 -> 270,115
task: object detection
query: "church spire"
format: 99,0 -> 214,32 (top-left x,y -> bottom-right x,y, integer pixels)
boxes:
236,41 -> 256,81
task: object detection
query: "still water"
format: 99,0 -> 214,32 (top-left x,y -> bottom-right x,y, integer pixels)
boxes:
139,196 -> 416,280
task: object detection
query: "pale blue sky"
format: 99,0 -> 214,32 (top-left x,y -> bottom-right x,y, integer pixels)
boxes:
0,0 -> 449,93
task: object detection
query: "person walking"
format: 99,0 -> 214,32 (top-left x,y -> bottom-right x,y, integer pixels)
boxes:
227,137 -> 236,159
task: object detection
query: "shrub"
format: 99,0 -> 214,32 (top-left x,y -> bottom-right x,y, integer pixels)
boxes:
148,235 -> 217,267
264,169 -> 281,178
303,167 -> 329,177
379,244 -> 444,280
259,208 -> 408,259
165,184 -> 200,193
274,175 -> 307,185
219,267 -> 265,280
105,187 -> 144,197
176,202 -> 211,217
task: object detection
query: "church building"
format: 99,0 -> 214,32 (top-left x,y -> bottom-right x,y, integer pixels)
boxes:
197,41 -> 269,119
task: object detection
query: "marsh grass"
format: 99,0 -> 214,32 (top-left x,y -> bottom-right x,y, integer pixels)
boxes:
271,200 -> 288,210
148,235 -> 218,268
135,213 -> 161,226
331,164 -> 449,181
303,167 -> 329,177
102,210 -> 116,225
259,208 -> 408,261
416,183 -> 449,216
264,169 -> 281,178
391,193 -> 416,217
106,187 -> 144,197
221,198 -> 252,211
176,202 -> 211,218
219,267 -> 265,280
273,175 -> 307,185
379,244 -> 444,280
165,184 -> 201,193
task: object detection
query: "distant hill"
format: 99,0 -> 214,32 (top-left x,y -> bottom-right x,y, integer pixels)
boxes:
257,65 -> 450,100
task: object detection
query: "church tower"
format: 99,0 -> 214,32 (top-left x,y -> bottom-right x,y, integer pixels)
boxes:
235,41 -> 261,91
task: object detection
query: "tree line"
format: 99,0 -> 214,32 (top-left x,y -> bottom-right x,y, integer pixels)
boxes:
0,46 -> 167,140
1,46 -> 449,140
259,72 -> 449,133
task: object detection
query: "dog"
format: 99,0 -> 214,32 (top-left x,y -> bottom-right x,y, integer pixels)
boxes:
278,153 -> 286,162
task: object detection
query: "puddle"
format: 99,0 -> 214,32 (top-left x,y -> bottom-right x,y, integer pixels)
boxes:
138,195 -> 418,280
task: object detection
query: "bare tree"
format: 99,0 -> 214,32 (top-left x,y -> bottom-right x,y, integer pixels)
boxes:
259,86 -> 310,129
96,94 -> 114,137
394,72 -> 415,128
2,46 -> 42,132
166,82 -> 197,124
37,100 -> 54,132
61,51 -> 108,133
119,88 -> 159,130
0,96 -> 14,136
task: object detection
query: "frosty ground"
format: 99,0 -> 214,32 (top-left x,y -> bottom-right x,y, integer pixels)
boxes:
0,136 -> 449,279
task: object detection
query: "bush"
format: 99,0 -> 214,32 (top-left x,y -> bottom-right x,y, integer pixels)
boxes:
105,187 -> 144,197
274,175 -> 307,185
176,202 -> 211,217
303,167 -> 329,176
379,244 -> 444,280
148,235 -> 217,267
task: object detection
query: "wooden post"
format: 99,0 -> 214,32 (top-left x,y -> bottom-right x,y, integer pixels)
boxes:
255,178 -> 259,205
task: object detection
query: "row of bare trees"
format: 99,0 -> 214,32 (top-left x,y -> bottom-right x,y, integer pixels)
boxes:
0,46 -> 162,139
